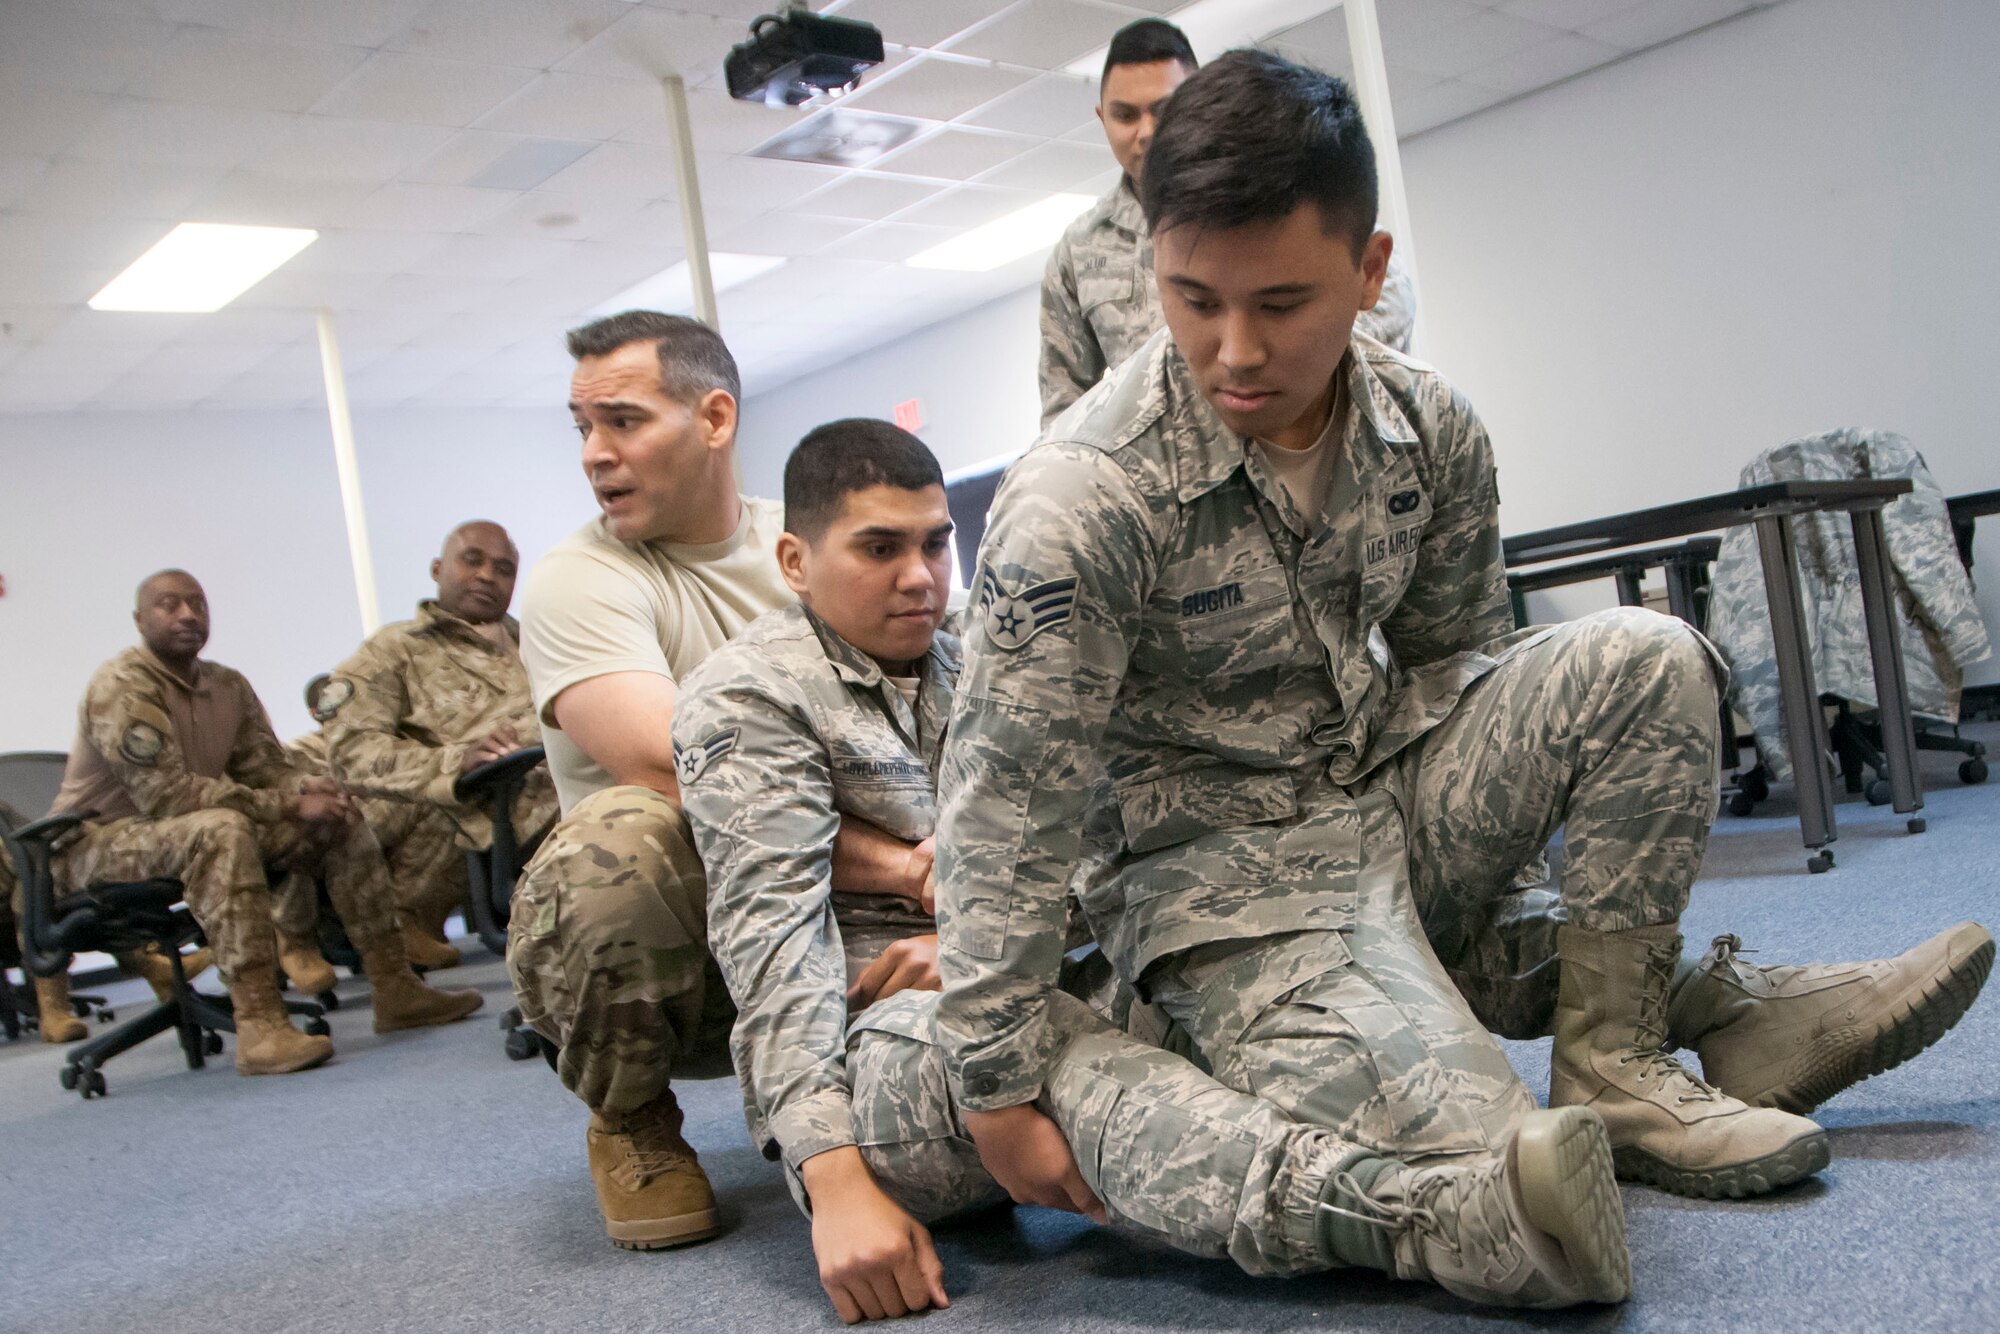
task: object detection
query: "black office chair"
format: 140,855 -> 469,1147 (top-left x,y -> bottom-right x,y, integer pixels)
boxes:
454,746 -> 555,1062
1,752 -> 110,1039
1,808 -> 327,1099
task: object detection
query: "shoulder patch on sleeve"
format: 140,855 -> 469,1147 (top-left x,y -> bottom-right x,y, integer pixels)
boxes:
310,677 -> 354,723
119,721 -> 165,767
674,728 -> 738,786
977,565 -> 1079,652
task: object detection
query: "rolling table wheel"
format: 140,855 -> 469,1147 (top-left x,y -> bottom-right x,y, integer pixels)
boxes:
83,1069 -> 107,1099
1865,778 -> 1891,806
305,1017 -> 331,1038
1962,756 -> 1988,784
503,1027 -> 540,1061
1806,850 -> 1835,874
1908,817 -> 1927,834
205,1032 -> 225,1055
1727,791 -> 1756,818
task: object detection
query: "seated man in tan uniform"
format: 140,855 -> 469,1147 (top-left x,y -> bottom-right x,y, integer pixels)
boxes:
510,311 -> 935,1252
316,520 -> 557,971
49,570 -> 484,1075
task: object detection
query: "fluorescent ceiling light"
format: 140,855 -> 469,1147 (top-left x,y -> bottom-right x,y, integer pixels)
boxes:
88,223 -> 318,313
585,253 -> 789,318
1063,0 -> 1342,77
906,194 -> 1094,273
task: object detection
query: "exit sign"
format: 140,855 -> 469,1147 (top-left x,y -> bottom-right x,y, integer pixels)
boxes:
893,398 -> 925,432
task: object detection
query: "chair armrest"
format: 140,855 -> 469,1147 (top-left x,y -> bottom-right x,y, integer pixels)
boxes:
3,811 -> 94,979
13,812 -> 90,845
453,746 -> 547,805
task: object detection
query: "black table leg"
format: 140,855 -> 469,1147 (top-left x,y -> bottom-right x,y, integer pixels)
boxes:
1849,506 -> 1926,831
1754,513 -> 1837,870
1614,568 -> 1644,607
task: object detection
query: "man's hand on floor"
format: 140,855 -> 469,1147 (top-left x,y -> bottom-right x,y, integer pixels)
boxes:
801,1147 -> 950,1324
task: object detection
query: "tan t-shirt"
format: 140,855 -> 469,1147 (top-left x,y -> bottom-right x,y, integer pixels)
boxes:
520,496 -> 797,811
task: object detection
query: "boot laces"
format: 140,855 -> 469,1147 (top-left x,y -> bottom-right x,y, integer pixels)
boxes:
1623,944 -> 1723,1104
618,1116 -> 695,1183
1318,1163 -> 1514,1281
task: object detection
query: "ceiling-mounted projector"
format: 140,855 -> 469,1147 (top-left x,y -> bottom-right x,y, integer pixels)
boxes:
726,10 -> 885,107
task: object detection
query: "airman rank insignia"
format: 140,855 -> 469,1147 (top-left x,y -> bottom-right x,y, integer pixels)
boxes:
675,728 -> 738,785
120,721 -> 165,767
977,566 -> 1078,651
311,678 -> 354,723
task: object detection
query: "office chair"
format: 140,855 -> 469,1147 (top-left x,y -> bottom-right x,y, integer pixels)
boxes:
3,808 -> 327,1099
454,746 -> 555,1062
1,752 -> 109,1039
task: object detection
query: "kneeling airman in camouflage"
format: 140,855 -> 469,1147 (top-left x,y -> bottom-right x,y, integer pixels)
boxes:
46,571 -> 483,1075
939,46 -> 1990,1239
674,419 -> 1631,1316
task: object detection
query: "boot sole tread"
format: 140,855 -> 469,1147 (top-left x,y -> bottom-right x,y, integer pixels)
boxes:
1612,1130 -> 1829,1199
1750,933 -> 1993,1115
1517,1107 -> 1632,1304
608,1208 -> 723,1250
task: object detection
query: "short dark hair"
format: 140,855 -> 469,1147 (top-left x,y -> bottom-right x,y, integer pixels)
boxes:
1140,49 -> 1377,260
564,310 -> 742,407
783,419 -> 944,542
1102,18 -> 1197,86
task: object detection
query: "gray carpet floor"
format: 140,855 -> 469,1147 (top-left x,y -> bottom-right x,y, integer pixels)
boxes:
4,726 -> 1998,1333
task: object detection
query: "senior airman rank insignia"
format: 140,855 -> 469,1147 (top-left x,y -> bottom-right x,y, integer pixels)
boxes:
675,728 -> 738,785
977,566 -> 1078,651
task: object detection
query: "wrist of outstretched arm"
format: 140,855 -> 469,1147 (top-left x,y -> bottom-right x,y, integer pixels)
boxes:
773,1091 -> 860,1175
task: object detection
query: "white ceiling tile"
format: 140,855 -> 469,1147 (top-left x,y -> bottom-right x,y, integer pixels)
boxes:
43,309 -> 203,349
310,53 -> 543,128
475,72 -> 659,142
1268,12 -> 1355,78
153,0 -> 433,48
467,189 -> 651,242
0,306 -> 90,346
1387,10 -> 1567,80
959,73 -> 1098,138
531,141 -> 681,201
940,1 -> 1135,72
0,2 -> 175,95
0,86 -> 117,158
405,234 -> 581,283
1581,0 -> 1760,49
553,7 -> 742,81
153,308 -> 322,347
8,338 -> 161,381
816,222 -> 956,263
132,340 -> 289,380
1496,0 -> 1650,35
798,173 -> 943,221
890,184 -> 1041,229
221,266 -> 392,312
695,152 -> 843,211
1378,0 -> 1500,46
832,0 -> 1001,50
92,371 -> 242,409
0,266 -> 97,305
1459,30 -> 1626,95
621,89 -> 803,155
9,158 -> 226,222
124,28 -> 372,113
0,374 -> 114,414
331,182 -> 523,232
241,118 -> 457,184
388,0 -> 631,70
0,214 -> 182,275
873,127 -> 1040,181
972,138 -> 1112,192
66,100 -> 294,168
845,55 -> 1033,122
184,173 -> 383,229
1392,77 -> 1507,136
401,131 -> 541,187
0,156 -> 54,211
709,210 -> 865,256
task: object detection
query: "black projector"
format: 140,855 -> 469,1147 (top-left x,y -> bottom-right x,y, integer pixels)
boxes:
726,12 -> 885,107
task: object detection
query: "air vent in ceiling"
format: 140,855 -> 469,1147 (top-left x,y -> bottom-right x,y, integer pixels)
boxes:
750,108 -> 929,169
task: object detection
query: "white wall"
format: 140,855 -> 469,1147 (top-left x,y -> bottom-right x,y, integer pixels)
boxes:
0,406 -> 589,751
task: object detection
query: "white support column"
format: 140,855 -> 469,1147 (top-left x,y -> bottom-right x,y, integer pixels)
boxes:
315,308 -> 381,635
1341,0 -> 1422,334
661,74 -> 720,331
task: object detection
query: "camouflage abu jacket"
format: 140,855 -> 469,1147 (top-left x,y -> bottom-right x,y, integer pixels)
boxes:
673,604 -> 947,1171
1706,428 -> 1992,781
938,327 -> 1525,1110
1038,178 -> 1418,426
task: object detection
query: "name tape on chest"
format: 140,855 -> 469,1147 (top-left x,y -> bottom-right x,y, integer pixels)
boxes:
674,727 -> 738,786
977,566 -> 1079,651
1180,582 -> 1245,618
834,756 -> 929,785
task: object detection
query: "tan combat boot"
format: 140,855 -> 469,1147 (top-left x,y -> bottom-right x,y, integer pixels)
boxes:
1317,1107 -> 1630,1308
1550,923 -> 1828,1199
277,931 -> 338,996
361,931 -> 482,1033
34,975 -> 88,1043
1667,923 -> 1994,1114
230,973 -> 334,1076
588,1092 -> 723,1250
120,945 -> 215,1004
399,920 -> 461,972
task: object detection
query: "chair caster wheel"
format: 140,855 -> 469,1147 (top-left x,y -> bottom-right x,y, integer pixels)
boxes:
317,991 -> 340,1012
1865,778 -> 1891,806
98,1008 -> 115,1023
1962,757 -> 1988,784
82,1069 -> 107,1099
1738,769 -> 1769,802
1907,817 -> 1927,834
1806,850 -> 1835,873
305,1018 -> 331,1038
503,1027 -> 539,1061
1726,791 -> 1756,817
59,1066 -> 78,1090
204,1032 -> 225,1055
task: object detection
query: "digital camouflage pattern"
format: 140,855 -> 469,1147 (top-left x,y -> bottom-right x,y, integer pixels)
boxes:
672,603 -> 1377,1275
319,600 -> 558,849
1038,179 -> 1417,426
506,784 -> 734,1116
1705,429 -> 1993,781
671,604 -> 944,1171
936,329 -> 1725,1115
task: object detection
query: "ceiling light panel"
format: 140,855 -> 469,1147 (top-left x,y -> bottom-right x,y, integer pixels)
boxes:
906,192 -> 1093,272
88,223 -> 319,313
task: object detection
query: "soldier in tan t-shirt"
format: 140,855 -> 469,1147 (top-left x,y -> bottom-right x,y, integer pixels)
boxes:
509,312 -> 937,1254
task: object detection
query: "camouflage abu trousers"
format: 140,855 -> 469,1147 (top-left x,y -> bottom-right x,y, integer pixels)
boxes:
270,796 -> 466,941
506,785 -> 733,1116
835,988 -> 1361,1278
1141,608 -> 1721,1154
